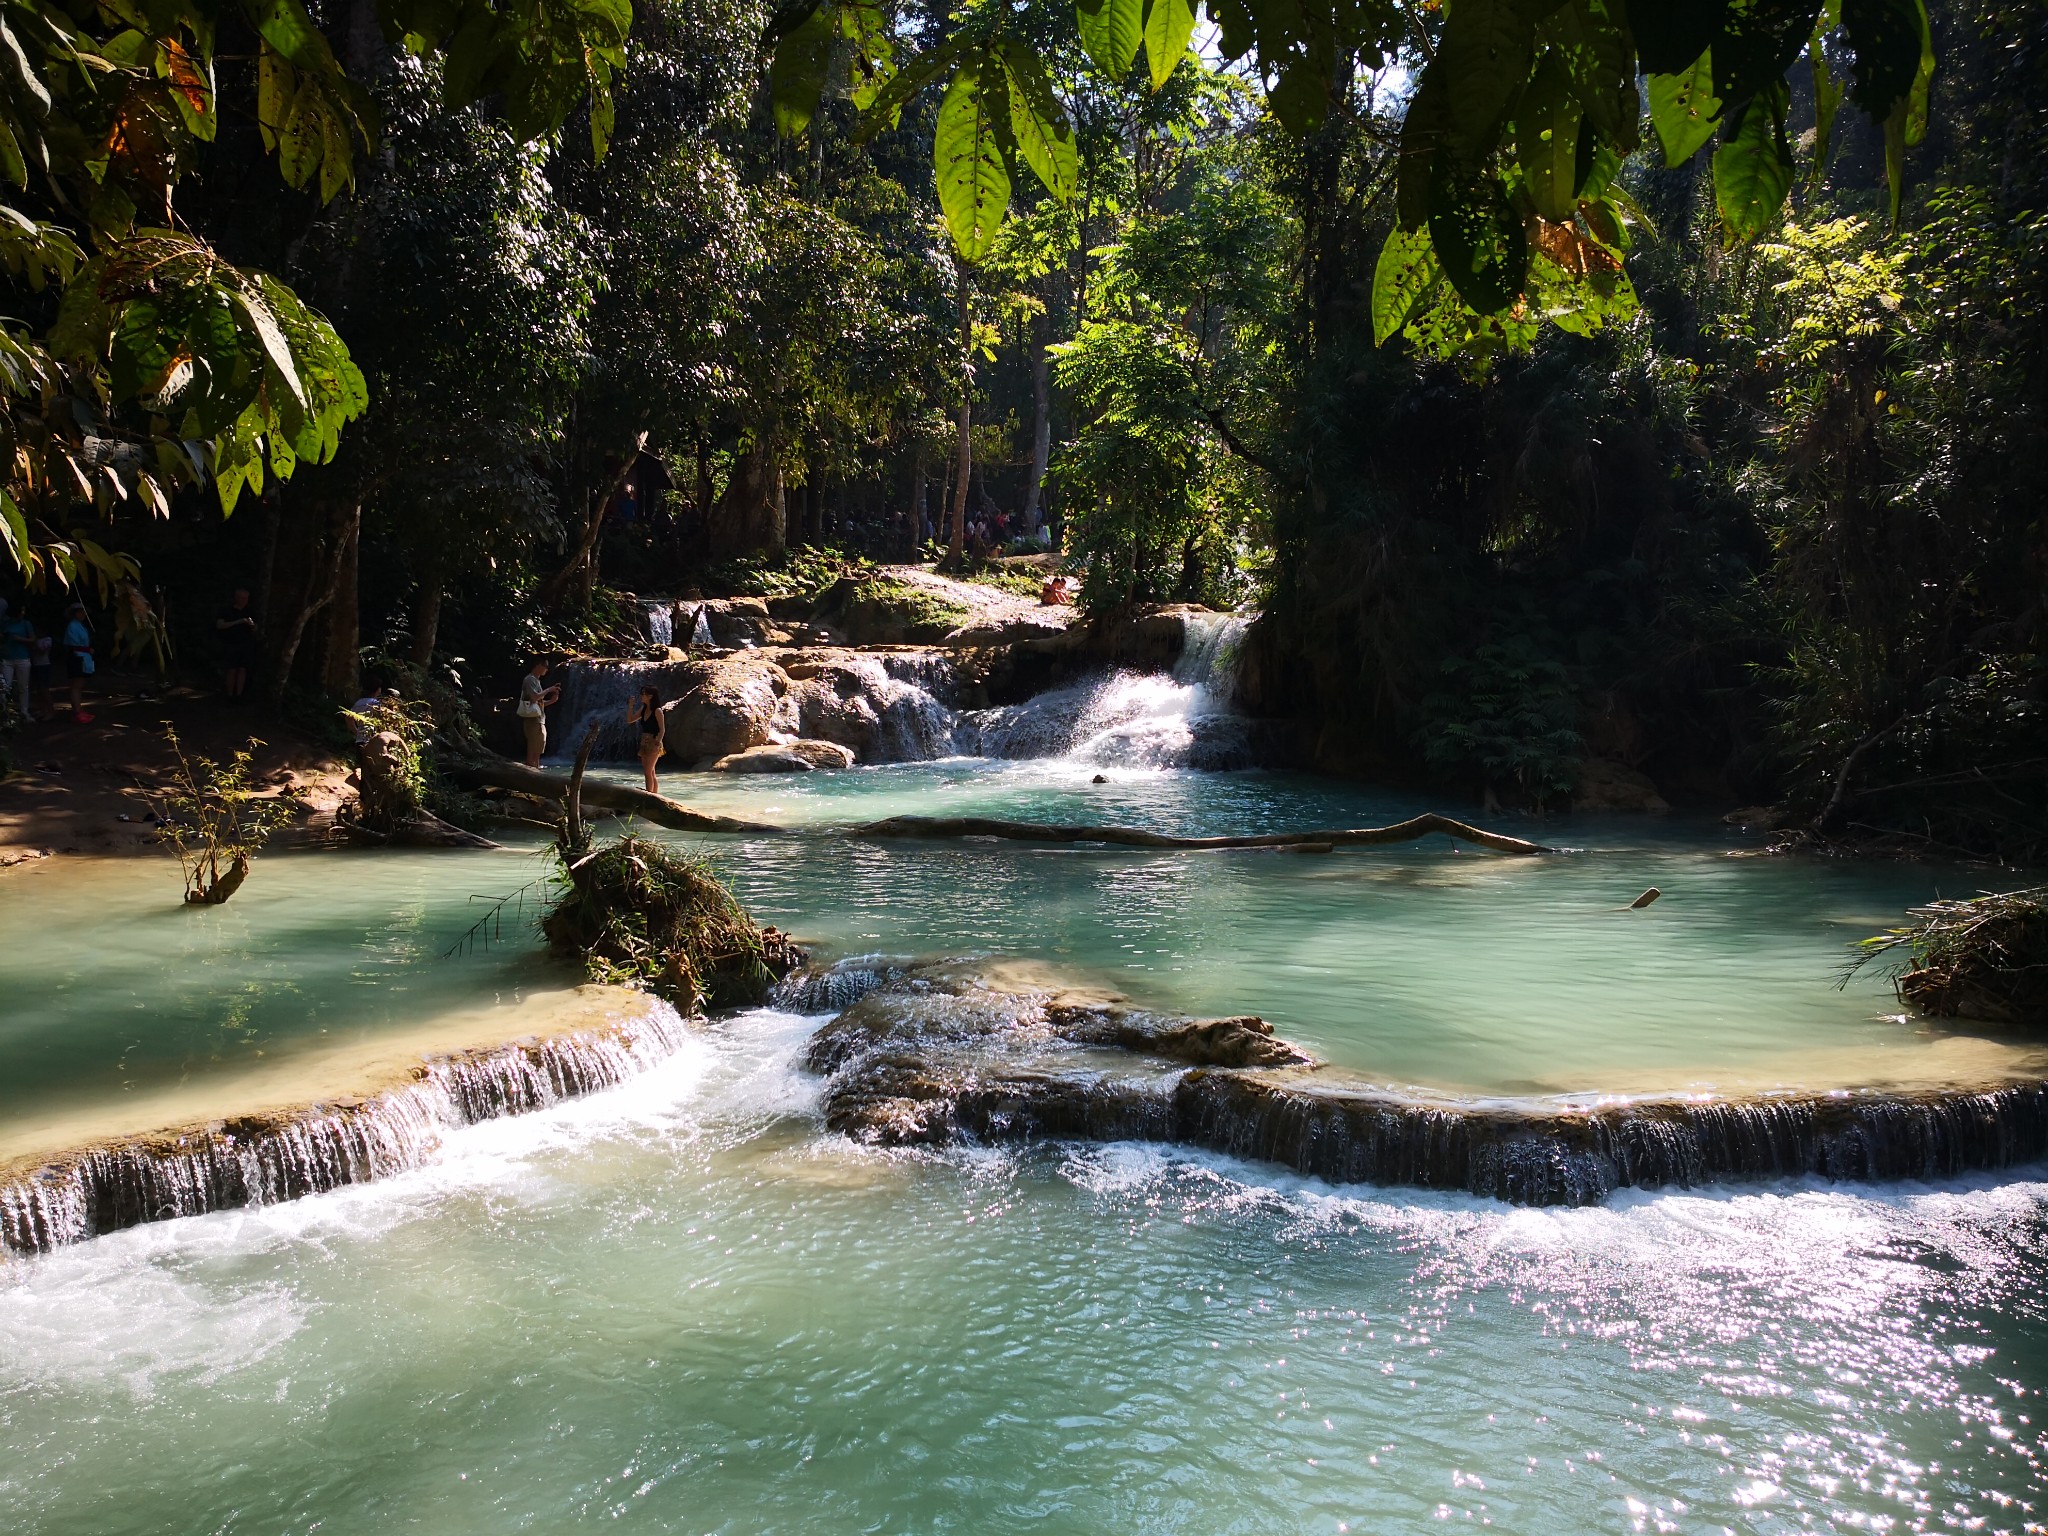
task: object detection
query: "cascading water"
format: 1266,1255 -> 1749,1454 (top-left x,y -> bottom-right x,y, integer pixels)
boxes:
959,612 -> 1256,769
555,609 -> 1261,767
0,1000 -> 690,1258
791,956 -> 2048,1208
549,658 -> 701,760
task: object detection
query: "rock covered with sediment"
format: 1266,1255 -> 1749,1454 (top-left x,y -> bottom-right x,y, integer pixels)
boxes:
793,960 -> 2048,1206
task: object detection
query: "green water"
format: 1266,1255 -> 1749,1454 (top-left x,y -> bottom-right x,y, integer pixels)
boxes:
3,763 -> 2046,1532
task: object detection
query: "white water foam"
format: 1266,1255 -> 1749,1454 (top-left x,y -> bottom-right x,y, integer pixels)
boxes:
0,1008 -> 838,1394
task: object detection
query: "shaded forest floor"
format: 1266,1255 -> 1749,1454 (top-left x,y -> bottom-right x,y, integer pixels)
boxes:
0,682 -> 353,861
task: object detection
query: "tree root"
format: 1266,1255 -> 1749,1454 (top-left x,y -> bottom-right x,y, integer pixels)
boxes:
852,812 -> 1555,855
446,759 -> 786,835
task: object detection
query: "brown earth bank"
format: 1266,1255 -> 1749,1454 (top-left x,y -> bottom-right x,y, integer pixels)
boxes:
0,678 -> 352,861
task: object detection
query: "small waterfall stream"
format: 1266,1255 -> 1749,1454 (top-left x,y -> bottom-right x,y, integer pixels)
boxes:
551,608 -> 1261,769
0,1001 -> 691,1258
960,612 -> 1254,769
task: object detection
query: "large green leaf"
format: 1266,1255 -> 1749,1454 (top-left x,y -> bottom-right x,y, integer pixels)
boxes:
1630,0 -> 1726,72
1543,0 -> 1636,149
1428,161 -> 1528,312
1371,223 -> 1441,346
1712,0 -> 1815,115
1902,0 -> 1933,144
857,37 -> 962,136
1808,26 -> 1844,177
1002,40 -> 1076,201
1712,79 -> 1792,241
1841,0 -> 1921,122
935,59 -> 1010,262
768,4 -> 833,137
1428,0 -> 1541,166
1516,49 -> 1579,221
1076,0 -> 1143,81
1647,50 -> 1720,165
1142,0 -> 1195,92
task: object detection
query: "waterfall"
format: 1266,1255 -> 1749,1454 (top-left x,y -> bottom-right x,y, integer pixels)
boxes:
0,1001 -> 690,1259
770,957 -> 911,1014
1172,611 -> 1248,701
643,600 -> 673,648
548,659 -> 701,761
918,1070 -> 2048,1207
554,608 -> 1258,768
956,610 -> 1255,769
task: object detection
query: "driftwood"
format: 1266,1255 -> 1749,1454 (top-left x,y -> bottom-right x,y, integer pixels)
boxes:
449,759 -> 1549,854
447,758 -> 785,835
852,812 -> 1555,856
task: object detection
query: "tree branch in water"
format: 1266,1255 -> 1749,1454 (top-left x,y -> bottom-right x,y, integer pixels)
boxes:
852,812 -> 1555,855
446,759 -> 786,835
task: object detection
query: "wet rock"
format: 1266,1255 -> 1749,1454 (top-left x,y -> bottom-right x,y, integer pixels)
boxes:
712,741 -> 855,773
793,958 -> 2048,1207
667,653 -> 789,765
1571,759 -> 1670,813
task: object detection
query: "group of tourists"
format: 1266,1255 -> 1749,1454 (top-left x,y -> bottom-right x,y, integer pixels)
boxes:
517,659 -> 668,794
0,598 -> 98,725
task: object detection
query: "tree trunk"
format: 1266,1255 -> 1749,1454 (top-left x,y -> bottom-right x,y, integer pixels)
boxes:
264,501 -> 356,708
948,264 -> 972,565
538,433 -> 647,614
409,574 -> 443,666
320,504 -> 361,701
1023,319 -> 1052,535
449,758 -> 783,834
707,440 -> 787,560
909,457 -> 927,555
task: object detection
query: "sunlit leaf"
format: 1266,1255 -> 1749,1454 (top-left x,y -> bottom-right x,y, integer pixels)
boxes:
1142,0 -> 1195,92
1648,50 -> 1720,166
935,58 -> 1009,262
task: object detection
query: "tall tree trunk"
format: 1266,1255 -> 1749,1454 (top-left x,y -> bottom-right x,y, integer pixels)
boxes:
320,503 -> 361,700
264,501 -> 356,708
409,570 -> 443,667
538,433 -> 647,614
909,456 -> 927,555
1024,320 -> 1051,535
948,265 -> 972,565
708,440 -> 787,560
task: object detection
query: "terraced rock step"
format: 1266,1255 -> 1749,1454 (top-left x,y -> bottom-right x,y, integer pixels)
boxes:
789,960 -> 2048,1206
0,992 -> 690,1259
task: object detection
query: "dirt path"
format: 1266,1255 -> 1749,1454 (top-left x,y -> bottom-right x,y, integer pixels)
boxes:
0,680 -> 353,862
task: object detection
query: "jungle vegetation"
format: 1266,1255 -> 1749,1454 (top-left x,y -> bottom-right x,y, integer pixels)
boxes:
0,0 -> 2040,858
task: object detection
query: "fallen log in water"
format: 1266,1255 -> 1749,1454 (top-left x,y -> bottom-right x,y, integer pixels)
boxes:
446,759 -> 786,835
852,811 -> 1555,856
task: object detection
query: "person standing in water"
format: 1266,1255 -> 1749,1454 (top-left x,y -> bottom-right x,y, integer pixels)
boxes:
215,587 -> 258,700
517,659 -> 559,767
627,685 -> 666,793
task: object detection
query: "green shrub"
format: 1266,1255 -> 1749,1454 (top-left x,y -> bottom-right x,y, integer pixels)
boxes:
542,833 -> 804,1012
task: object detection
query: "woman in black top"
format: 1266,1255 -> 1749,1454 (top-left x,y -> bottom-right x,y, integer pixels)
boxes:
627,685 -> 666,792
